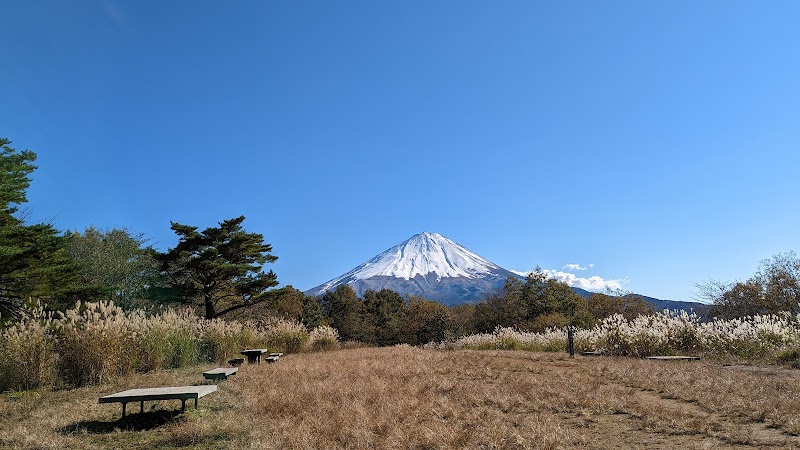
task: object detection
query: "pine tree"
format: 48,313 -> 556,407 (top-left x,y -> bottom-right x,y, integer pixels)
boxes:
300,295 -> 325,329
0,138 -> 93,321
157,216 -> 278,319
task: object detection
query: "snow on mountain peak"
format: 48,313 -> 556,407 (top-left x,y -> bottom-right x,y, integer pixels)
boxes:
313,232 -> 502,292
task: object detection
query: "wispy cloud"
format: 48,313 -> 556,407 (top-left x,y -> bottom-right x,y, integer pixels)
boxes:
562,263 -> 592,271
97,0 -> 131,33
512,268 -> 626,292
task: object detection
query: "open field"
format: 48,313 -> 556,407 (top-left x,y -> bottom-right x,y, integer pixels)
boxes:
2,347 -> 800,449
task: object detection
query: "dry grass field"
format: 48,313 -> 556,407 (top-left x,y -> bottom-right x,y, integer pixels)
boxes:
2,347 -> 800,449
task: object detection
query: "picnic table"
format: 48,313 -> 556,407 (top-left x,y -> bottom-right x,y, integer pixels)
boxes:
203,367 -> 238,382
99,385 -> 217,418
240,348 -> 270,364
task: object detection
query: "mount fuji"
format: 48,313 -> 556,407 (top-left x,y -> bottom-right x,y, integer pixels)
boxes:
306,232 -> 544,306
305,232 -> 707,312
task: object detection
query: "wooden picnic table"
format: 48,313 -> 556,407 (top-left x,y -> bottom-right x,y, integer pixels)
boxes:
203,367 -> 238,382
240,348 -> 270,364
99,385 -> 217,418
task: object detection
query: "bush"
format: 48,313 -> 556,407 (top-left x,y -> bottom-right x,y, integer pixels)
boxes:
776,347 -> 800,368
263,319 -> 309,353
430,310 -> 800,362
309,325 -> 339,351
0,314 -> 57,391
0,301 -> 341,392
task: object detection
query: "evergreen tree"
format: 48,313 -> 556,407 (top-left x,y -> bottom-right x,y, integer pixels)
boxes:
363,289 -> 407,345
0,138 -> 93,321
157,216 -> 278,319
320,285 -> 367,342
404,296 -> 450,345
300,295 -> 325,329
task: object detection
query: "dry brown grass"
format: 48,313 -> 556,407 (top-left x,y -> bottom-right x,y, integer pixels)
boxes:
3,348 -> 800,449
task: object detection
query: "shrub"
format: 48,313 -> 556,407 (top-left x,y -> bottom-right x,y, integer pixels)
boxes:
263,319 -> 309,353
430,310 -> 800,362
309,325 -> 340,351
776,347 -> 800,368
0,312 -> 57,391
0,301 -> 341,391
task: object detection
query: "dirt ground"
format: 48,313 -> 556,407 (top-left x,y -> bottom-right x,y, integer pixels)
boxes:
484,352 -> 800,449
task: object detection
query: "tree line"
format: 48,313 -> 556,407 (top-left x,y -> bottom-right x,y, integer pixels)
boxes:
0,138 -> 278,324
3,136 -> 798,339
248,271 -> 655,346
697,252 -> 800,320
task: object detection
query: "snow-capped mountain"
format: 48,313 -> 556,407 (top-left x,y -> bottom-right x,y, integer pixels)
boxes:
305,232 -> 707,312
305,232 -> 520,305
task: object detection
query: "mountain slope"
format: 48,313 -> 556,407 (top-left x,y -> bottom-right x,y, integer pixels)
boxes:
305,232 -> 518,305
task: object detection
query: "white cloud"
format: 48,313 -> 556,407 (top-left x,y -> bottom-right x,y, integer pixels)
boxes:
545,270 -> 627,292
512,268 -> 627,293
563,263 -> 590,271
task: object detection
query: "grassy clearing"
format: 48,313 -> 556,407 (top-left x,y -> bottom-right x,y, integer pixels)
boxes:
2,348 -> 800,449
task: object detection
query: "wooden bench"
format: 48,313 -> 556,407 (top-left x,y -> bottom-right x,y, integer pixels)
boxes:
227,358 -> 245,366
268,352 -> 283,358
99,385 -> 217,418
240,348 -> 270,364
265,356 -> 279,363
646,356 -> 701,361
203,367 -> 238,382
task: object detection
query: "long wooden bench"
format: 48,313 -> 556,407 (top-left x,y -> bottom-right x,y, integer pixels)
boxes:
99,385 -> 217,418
203,367 -> 238,382
646,355 -> 701,361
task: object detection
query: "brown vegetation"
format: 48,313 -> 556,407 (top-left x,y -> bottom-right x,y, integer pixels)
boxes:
3,348 -> 800,449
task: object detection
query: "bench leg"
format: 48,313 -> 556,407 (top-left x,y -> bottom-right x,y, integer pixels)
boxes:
194,397 -> 198,409
140,401 -> 144,413
121,402 -> 127,418
181,399 -> 186,412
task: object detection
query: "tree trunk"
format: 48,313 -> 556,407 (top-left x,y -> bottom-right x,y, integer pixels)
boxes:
204,291 -> 216,319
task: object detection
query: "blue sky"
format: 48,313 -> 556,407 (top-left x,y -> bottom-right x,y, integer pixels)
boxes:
2,1 -> 799,302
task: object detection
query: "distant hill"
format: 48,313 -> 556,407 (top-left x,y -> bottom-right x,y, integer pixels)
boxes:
569,287 -> 709,315
306,232 -> 706,313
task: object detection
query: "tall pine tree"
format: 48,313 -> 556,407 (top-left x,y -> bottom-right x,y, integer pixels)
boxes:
158,216 -> 278,319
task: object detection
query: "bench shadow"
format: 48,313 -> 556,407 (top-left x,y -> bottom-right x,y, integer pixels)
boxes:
59,409 -> 185,434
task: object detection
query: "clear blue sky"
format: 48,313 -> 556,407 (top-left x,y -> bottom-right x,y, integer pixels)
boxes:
2,1 -> 799,301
